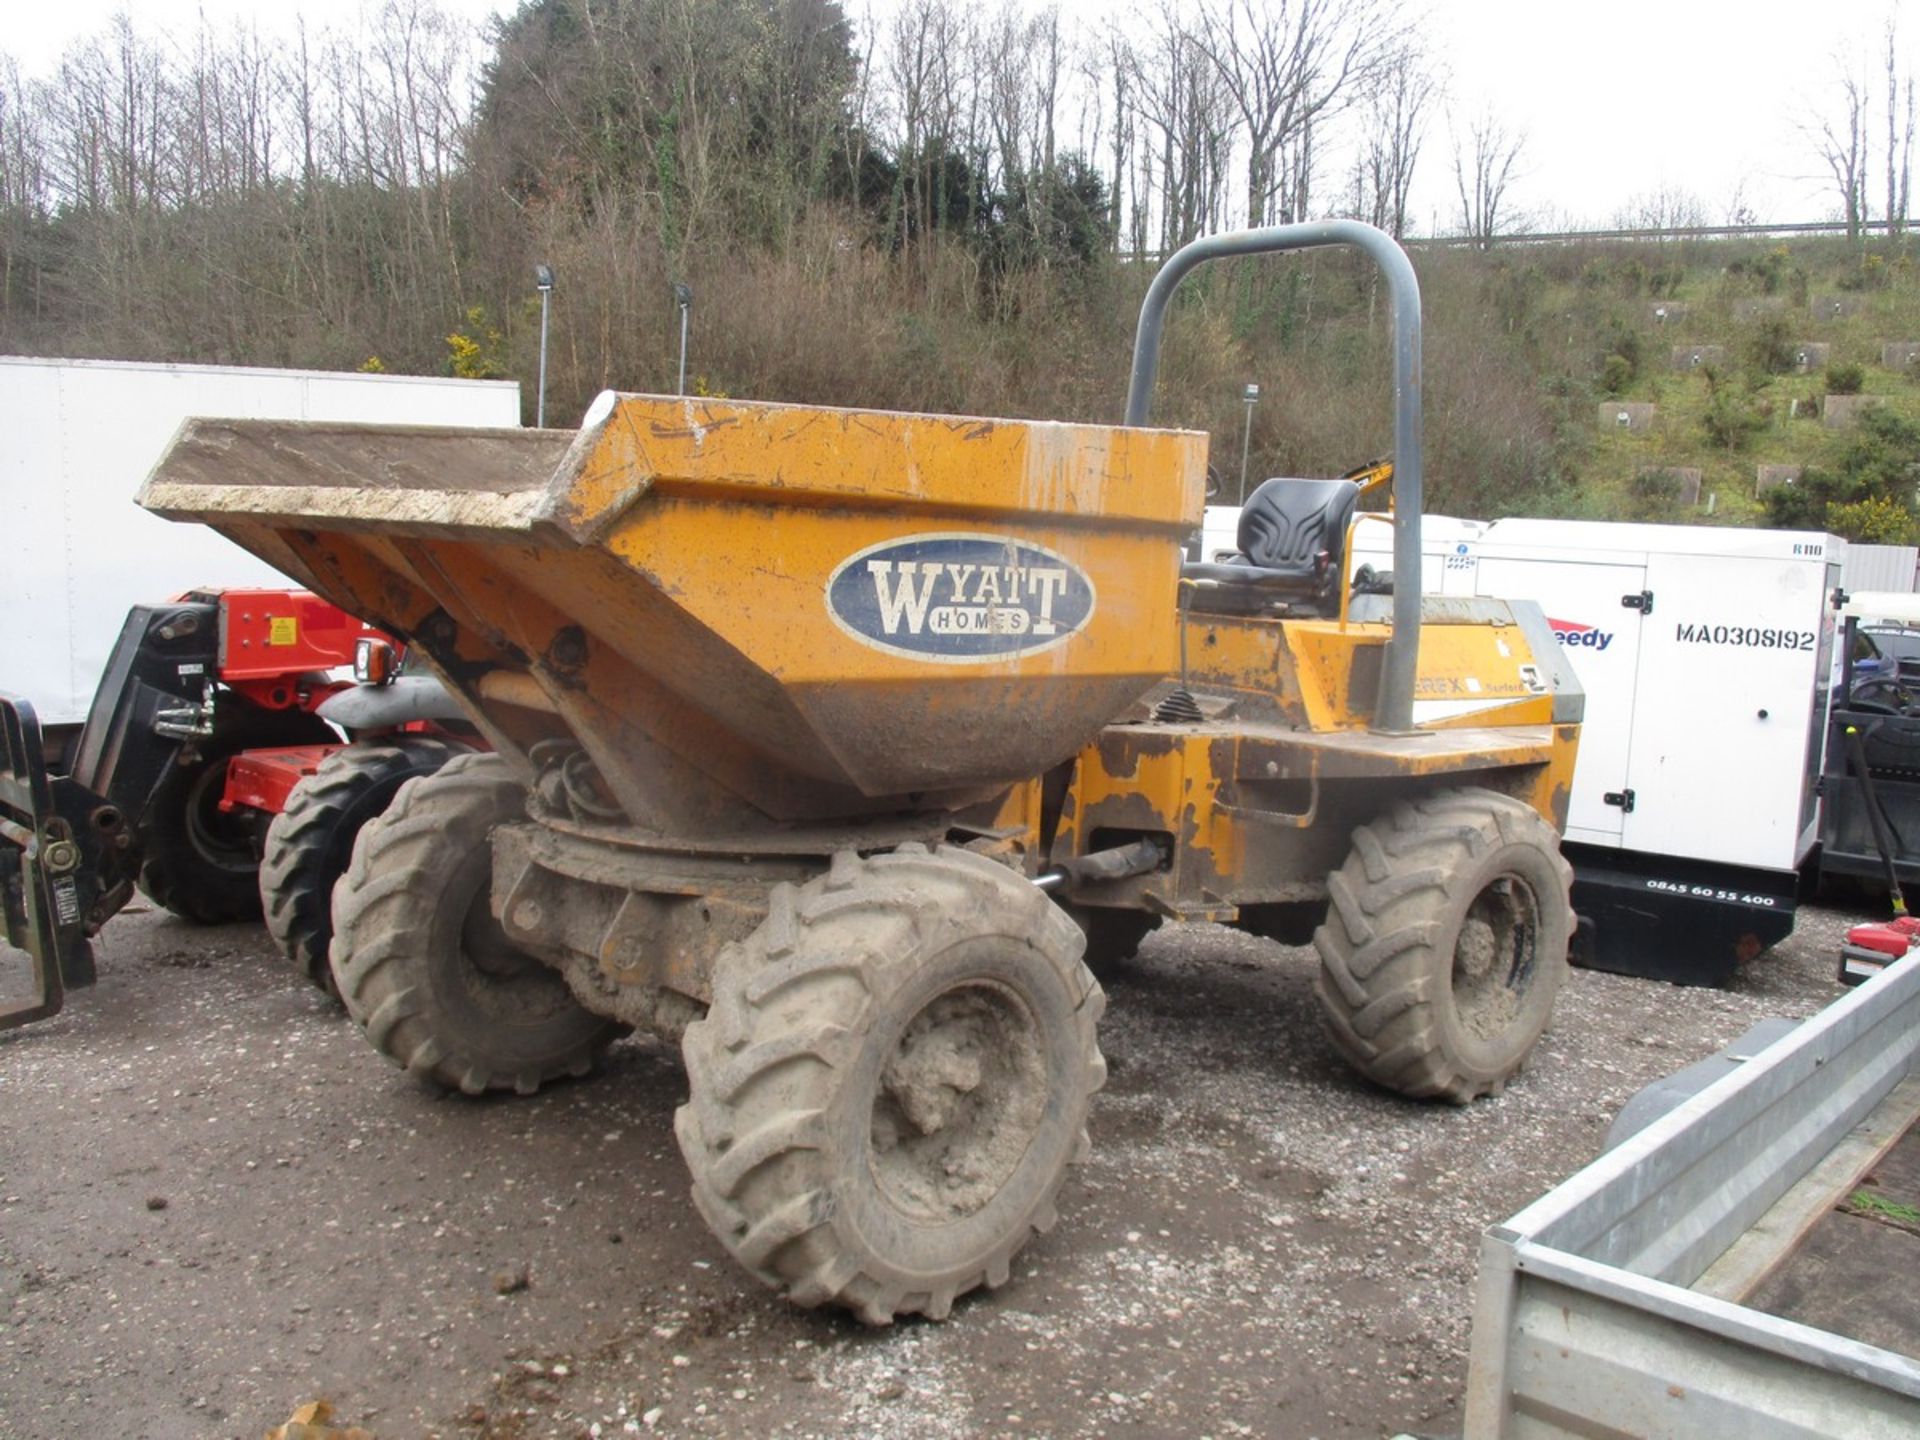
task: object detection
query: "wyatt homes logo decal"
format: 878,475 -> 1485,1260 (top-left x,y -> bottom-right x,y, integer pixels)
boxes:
826,533 -> 1096,662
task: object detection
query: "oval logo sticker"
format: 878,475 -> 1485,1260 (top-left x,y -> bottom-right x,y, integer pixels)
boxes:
825,532 -> 1097,663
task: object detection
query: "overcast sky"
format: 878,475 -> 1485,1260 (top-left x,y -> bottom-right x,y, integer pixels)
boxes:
4,0 -> 1912,231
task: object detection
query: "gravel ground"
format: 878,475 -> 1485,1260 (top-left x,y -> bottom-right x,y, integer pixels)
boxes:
0,896 -> 1866,1439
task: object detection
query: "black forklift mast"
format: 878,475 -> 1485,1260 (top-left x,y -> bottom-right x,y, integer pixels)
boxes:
0,597 -> 222,1028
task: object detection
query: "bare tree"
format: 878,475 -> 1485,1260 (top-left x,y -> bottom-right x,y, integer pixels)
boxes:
1885,18 -> 1914,238
1033,5 -> 1062,176
1086,24 -> 1134,250
1451,106 -> 1523,247
1195,0 -> 1400,230
1352,41 -> 1431,237
1723,179 -> 1758,228
981,5 -> 1053,192
1810,53 -> 1872,241
979,2 -> 1085,265
1614,183 -> 1706,234
881,0 -> 977,249
0,58 -> 47,216
1123,2 -> 1235,252
0,56 -> 50,338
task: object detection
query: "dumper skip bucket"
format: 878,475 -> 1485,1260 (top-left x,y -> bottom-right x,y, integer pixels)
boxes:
139,393 -> 1206,833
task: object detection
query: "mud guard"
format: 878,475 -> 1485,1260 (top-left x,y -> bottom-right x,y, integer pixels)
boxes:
315,674 -> 468,730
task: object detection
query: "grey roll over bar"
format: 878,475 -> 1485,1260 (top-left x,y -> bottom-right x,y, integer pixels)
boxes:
1124,220 -> 1425,734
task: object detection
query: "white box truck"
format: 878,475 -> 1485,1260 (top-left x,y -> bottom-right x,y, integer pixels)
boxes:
2,358 -> 522,1027
4,357 -> 522,729
1204,504 -> 1844,983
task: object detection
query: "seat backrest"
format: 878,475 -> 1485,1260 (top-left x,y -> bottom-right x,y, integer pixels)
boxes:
1237,477 -> 1361,582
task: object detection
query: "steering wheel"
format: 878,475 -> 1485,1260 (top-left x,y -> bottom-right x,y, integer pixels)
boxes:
1849,676 -> 1916,714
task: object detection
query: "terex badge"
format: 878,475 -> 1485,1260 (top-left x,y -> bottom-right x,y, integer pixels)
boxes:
826,533 -> 1096,662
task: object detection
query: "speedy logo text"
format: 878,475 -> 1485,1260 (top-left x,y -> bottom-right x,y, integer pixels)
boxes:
1549,618 -> 1615,652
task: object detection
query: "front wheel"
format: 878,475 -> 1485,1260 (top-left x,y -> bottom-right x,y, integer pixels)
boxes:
261,737 -> 468,995
329,753 -> 620,1095
136,712 -> 335,923
1313,788 -> 1571,1104
676,845 -> 1105,1325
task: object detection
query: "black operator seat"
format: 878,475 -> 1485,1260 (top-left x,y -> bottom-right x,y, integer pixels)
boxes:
1182,476 -> 1361,616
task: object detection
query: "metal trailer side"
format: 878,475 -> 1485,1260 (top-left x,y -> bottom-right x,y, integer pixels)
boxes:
1461,954 -> 1920,1438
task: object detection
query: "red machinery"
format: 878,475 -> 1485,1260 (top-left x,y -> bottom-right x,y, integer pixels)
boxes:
3,587 -> 471,1027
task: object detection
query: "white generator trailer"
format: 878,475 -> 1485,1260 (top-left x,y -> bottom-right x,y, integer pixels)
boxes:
1204,506 -> 1844,984
3,356 -> 522,733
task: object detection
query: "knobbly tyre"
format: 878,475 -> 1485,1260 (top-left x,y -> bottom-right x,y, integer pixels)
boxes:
119,222 -> 1584,1324
257,638 -> 482,996
0,588 -> 474,1026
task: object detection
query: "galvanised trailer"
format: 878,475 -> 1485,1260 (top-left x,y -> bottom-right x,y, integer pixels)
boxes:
1460,952 -> 1920,1437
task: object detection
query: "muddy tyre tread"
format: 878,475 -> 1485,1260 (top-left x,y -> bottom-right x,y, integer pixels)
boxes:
261,737 -> 465,992
676,844 -> 1106,1325
329,752 -> 618,1095
1312,787 -> 1572,1104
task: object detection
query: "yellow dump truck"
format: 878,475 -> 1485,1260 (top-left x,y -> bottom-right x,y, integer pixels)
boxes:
122,222 -> 1581,1324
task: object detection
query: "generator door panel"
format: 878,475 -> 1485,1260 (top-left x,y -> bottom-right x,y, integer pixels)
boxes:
1476,555 -> 1649,846
1622,552 -> 1825,871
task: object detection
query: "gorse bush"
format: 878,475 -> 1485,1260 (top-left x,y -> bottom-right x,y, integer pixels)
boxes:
1746,315 -> 1797,377
1840,253 -> 1893,292
1728,246 -> 1794,296
1628,467 -> 1688,520
1599,324 -> 1645,395
1828,494 -> 1917,543
1702,368 -> 1771,450
1829,362 -> 1868,395
446,307 -> 507,380
1765,407 -> 1920,537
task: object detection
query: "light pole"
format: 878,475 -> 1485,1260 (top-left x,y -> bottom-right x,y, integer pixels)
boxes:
673,281 -> 692,396
1238,382 -> 1260,503
534,264 -> 554,428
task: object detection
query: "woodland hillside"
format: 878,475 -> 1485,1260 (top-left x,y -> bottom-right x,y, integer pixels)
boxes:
3,0 -> 1919,538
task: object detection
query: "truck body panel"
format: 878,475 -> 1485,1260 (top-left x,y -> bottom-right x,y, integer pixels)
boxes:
4,356 -> 519,726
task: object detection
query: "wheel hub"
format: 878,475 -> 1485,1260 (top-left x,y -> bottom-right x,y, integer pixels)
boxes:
883,1022 -> 985,1136
462,900 -> 541,981
184,762 -> 260,876
869,983 -> 1046,1224
1452,876 -> 1540,1042
1456,917 -> 1499,979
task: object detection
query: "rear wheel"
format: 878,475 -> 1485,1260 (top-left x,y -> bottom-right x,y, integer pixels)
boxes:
1070,907 -> 1159,974
136,712 -> 335,924
262,737 -> 467,995
676,845 -> 1105,1324
1313,788 -> 1571,1104
1233,900 -> 1326,948
329,753 -> 620,1094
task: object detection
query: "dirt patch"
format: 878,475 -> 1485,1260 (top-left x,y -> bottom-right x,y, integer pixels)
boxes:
0,897 -> 1861,1437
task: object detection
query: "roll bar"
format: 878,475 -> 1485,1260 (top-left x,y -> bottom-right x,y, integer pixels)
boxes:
1125,221 -> 1424,734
